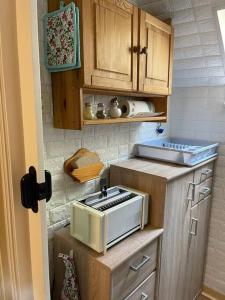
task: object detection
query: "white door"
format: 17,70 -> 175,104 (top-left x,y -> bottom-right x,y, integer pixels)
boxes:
0,0 -> 50,299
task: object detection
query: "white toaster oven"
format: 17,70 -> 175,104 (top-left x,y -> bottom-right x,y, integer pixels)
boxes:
70,186 -> 149,253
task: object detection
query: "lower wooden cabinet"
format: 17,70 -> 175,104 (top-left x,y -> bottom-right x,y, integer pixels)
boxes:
110,158 -> 216,300
111,240 -> 158,299
185,195 -> 211,300
53,227 -> 162,300
159,166 -> 213,300
52,158 -> 215,300
125,272 -> 156,300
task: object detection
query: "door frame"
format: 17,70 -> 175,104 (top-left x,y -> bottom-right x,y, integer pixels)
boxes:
0,0 -> 50,299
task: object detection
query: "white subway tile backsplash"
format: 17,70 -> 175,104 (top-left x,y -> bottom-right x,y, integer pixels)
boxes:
174,66 -> 225,78
46,141 -> 65,158
173,77 -> 209,86
202,44 -> 221,56
63,139 -> 82,155
174,45 -> 203,59
174,34 -> 201,49
192,0 -> 211,7
197,18 -> 216,33
172,8 -> 195,25
171,0 -> 192,12
49,206 -> 69,224
200,30 -> 218,44
174,22 -> 198,37
194,5 -> 213,21
205,56 -> 224,67
47,190 -> 66,209
45,157 -> 64,175
174,57 -> 205,70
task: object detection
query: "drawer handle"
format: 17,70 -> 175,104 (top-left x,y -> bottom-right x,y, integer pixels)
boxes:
141,292 -> 149,300
130,255 -> 151,272
199,187 -> 211,199
187,182 -> 195,201
190,218 -> 198,236
200,169 -> 213,183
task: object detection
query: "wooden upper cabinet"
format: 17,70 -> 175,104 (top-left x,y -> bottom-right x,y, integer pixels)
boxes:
82,0 -> 138,91
139,11 -> 173,95
48,0 -> 173,129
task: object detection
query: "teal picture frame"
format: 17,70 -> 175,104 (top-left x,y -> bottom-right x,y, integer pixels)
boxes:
44,1 -> 81,72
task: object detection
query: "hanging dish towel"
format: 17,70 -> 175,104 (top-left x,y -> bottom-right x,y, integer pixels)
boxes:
58,252 -> 80,300
44,1 -> 81,72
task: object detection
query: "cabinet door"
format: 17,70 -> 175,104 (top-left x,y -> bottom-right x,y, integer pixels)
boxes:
159,172 -> 193,300
139,11 -> 173,95
184,196 -> 211,300
83,0 -> 138,91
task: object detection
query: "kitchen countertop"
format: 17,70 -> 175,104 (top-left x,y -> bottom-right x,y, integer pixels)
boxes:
54,225 -> 163,271
110,157 -> 217,182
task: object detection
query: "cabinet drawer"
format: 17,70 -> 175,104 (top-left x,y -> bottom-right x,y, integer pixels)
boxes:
193,162 -> 214,185
111,239 -> 158,300
124,271 -> 156,300
189,177 -> 213,206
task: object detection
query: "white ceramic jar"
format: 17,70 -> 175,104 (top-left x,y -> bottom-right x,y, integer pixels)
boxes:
109,98 -> 122,118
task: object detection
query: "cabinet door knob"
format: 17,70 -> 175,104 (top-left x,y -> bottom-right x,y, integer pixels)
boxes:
133,46 -> 140,53
140,47 -> 148,55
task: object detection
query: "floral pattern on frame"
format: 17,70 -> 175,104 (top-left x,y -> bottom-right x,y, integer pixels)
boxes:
44,2 -> 80,72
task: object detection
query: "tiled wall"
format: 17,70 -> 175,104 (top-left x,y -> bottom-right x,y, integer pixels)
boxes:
44,114 -> 165,229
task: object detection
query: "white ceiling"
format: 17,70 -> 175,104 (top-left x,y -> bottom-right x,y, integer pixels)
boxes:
134,0 -> 173,19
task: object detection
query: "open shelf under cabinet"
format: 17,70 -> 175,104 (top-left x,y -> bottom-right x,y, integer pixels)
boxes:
83,116 -> 167,125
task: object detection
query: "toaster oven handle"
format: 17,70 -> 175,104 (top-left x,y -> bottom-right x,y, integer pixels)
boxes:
130,255 -> 151,272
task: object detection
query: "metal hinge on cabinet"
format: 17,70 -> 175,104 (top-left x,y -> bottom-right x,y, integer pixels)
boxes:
20,166 -> 52,213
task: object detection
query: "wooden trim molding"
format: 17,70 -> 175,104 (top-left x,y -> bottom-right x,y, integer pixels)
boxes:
0,33 -> 21,300
203,285 -> 225,300
0,0 -> 49,299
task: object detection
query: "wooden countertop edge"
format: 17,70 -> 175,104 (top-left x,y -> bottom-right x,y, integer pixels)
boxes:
110,156 -> 218,182
54,226 -> 163,272
97,226 -> 163,271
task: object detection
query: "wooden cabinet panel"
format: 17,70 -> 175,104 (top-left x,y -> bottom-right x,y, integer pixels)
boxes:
83,0 -> 138,91
111,240 -> 157,299
125,272 -> 156,300
110,159 -> 215,300
184,196 -> 211,300
139,11 -> 173,95
159,172 -> 194,300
